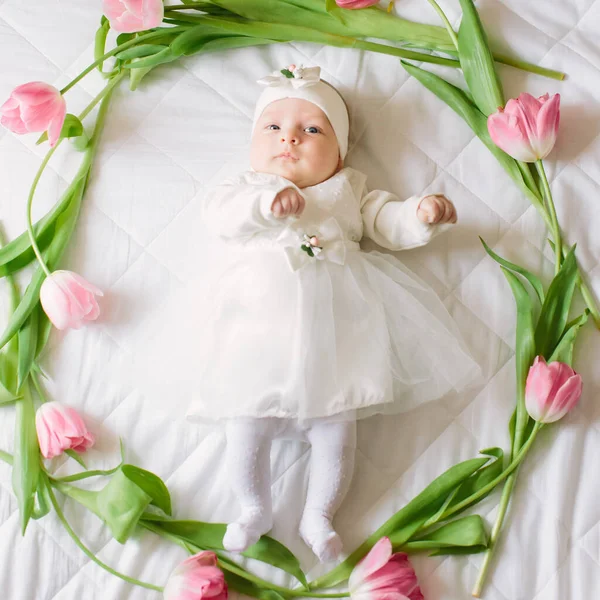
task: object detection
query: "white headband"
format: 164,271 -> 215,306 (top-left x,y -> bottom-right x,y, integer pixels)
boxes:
251,65 -> 349,159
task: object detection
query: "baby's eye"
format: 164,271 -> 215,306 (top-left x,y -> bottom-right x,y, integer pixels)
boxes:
266,124 -> 280,130
305,126 -> 319,134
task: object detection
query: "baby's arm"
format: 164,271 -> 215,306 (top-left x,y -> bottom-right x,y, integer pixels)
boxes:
203,173 -> 303,240
360,187 -> 455,251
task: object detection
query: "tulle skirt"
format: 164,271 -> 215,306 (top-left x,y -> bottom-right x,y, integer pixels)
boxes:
124,244 -> 481,425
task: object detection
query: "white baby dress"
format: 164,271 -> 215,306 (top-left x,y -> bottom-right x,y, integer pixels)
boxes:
129,167 -> 481,425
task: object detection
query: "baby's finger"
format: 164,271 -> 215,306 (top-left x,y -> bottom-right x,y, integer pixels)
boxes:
441,200 -> 453,223
295,194 -> 305,214
280,195 -> 292,215
272,199 -> 282,218
449,204 -> 458,223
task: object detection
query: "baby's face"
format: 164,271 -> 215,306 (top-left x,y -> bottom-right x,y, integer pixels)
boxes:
250,98 -> 342,189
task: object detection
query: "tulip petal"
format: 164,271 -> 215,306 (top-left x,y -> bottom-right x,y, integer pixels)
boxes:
488,110 -> 538,162
40,278 -> 76,330
544,374 -> 583,423
11,82 -> 59,106
349,538 -> 392,591
47,101 -> 67,148
533,93 -> 560,159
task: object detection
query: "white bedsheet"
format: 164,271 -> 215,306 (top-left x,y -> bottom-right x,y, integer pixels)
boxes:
1,1 -> 600,598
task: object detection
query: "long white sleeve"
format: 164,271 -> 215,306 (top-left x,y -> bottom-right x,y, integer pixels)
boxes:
202,172 -> 300,240
360,187 -> 452,251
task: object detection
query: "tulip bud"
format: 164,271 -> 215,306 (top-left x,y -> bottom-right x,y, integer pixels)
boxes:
164,551 -> 228,600
0,82 -> 66,147
525,356 -> 583,423
39,270 -> 103,331
36,401 -> 95,459
487,92 -> 560,162
103,0 -> 164,34
349,537 -> 424,600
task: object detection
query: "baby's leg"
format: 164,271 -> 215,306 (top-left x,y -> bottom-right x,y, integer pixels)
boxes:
222,417 -> 278,552
299,419 -> 356,562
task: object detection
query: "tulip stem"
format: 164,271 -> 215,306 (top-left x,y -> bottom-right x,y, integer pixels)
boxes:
425,0 -> 459,52
30,369 -> 49,404
58,26 -> 188,95
218,558 -> 349,597
25,146 -> 60,279
0,449 -> 13,465
535,160 -> 562,275
25,71 -> 126,280
471,469 -> 519,598
46,480 -> 164,592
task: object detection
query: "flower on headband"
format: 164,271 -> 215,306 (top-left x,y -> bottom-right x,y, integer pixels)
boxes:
257,65 -> 321,89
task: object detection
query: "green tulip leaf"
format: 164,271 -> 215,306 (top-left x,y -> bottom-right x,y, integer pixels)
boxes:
311,456 -> 490,588
32,473 -> 52,520
36,114 -> 84,146
400,61 -> 538,203
243,536 -> 309,590
195,36 -> 273,54
12,380 -> 40,534
222,571 -> 287,600
141,517 -> 308,588
480,237 -> 545,305
501,267 -> 535,455
17,305 -> 39,391
121,464 -> 172,516
94,16 -> 111,76
0,168 -> 85,352
548,309 -> 590,366
115,44 -> 168,60
401,515 -> 488,554
64,449 -> 87,469
534,245 -> 579,359
122,47 -> 177,70
35,305 -> 53,359
55,468 -> 153,544
441,448 -> 504,517
457,0 -> 504,116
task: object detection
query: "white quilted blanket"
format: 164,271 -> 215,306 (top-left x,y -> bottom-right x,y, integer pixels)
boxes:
1,1 -> 600,599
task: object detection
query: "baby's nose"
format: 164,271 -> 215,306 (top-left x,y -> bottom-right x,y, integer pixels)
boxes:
281,133 -> 298,143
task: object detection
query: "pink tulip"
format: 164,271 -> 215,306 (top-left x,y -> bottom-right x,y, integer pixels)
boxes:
525,356 -> 583,423
36,401 -> 95,459
349,537 -> 424,600
164,551 -> 228,600
487,92 -> 560,162
0,82 -> 66,148
103,0 -> 164,33
39,270 -> 103,331
335,0 -> 381,8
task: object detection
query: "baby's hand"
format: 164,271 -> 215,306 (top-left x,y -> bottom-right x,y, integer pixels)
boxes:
271,187 -> 305,219
417,194 -> 457,225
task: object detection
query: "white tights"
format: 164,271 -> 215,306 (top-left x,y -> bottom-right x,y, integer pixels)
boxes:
222,416 -> 356,562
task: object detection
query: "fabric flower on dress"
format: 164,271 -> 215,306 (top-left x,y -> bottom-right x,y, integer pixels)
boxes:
276,217 -> 357,271
300,234 -> 323,258
257,64 -> 321,89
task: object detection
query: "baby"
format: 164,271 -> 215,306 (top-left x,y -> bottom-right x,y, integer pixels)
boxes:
139,64 -> 478,563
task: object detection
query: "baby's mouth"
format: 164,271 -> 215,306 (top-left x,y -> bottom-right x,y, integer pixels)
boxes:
276,152 -> 299,161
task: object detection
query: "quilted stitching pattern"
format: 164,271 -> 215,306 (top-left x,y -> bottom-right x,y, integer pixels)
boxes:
1,1 -> 599,598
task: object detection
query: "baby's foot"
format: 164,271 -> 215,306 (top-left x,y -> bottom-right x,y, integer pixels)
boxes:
223,506 -> 273,553
299,509 -> 343,563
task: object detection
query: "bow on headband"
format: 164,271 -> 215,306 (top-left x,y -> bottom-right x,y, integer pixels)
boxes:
257,64 -> 321,89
